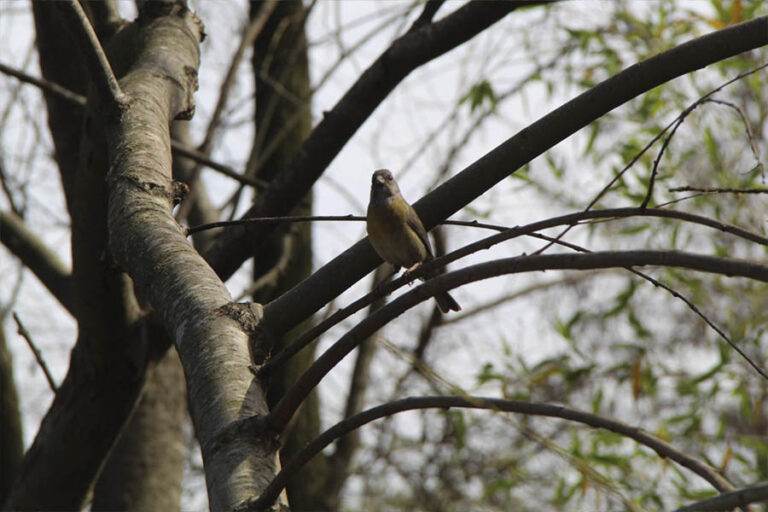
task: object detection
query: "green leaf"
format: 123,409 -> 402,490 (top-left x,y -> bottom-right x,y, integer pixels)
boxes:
459,80 -> 497,113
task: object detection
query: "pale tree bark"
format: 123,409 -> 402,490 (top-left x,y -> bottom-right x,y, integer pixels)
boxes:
171,120 -> 219,253
36,2 -> 188,508
100,3 -> 282,509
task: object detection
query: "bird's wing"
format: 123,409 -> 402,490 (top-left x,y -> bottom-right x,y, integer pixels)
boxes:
406,206 -> 433,257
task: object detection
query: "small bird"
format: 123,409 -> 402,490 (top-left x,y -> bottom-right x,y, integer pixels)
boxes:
366,169 -> 461,313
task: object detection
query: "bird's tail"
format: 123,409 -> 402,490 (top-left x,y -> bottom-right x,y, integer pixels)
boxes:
435,291 -> 461,313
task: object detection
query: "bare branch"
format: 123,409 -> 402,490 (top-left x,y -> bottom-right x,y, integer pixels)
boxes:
442,272 -> 611,324
0,61 -> 86,106
324,265 -> 390,496
203,0 -> 529,280
250,395 -> 733,510
56,0 -> 124,110
539,62 -> 768,253
83,0 -> 123,41
675,483 -> 768,512
170,140 -> 267,189
704,98 -> 764,176
262,17 -> 768,335
407,0 -> 445,32
669,186 -> 768,194
0,63 -> 268,191
12,312 -> 57,393
0,210 -> 74,315
262,204 -> 768,342
266,249 -> 768,433
202,0 -> 277,154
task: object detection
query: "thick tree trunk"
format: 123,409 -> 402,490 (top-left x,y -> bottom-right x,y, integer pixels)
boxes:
4,6 -> 147,508
32,1 -> 88,212
249,1 -> 328,509
92,348 -> 187,511
0,326 -> 23,503
102,5 -> 282,509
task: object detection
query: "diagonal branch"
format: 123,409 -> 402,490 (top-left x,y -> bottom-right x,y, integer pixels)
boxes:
267,250 -> 768,433
260,205 -> 768,353
0,61 -> 86,107
203,1 -> 538,280
101,6 -> 280,510
250,395 -> 733,510
56,0 -> 124,110
263,14 -> 768,339
675,483 -> 768,512
0,210 -> 74,315
12,312 -> 57,393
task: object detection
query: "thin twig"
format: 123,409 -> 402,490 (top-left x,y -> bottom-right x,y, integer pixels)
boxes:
441,271 -> 612,325
0,61 -> 268,191
704,98 -> 764,177
12,312 -> 57,393
258,206 -> 768,375
492,224 -> 768,382
641,115 -> 686,209
170,140 -> 268,189
0,61 -> 87,106
641,95 -> 765,209
669,186 -> 768,194
175,0 -> 278,220
185,214 -> 363,236
539,62 -> 768,254
201,0 -> 278,155
631,266 -> 768,380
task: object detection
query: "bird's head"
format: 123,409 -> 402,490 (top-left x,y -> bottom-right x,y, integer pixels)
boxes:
370,169 -> 402,201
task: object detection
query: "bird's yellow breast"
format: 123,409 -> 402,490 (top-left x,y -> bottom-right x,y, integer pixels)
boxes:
367,198 -> 428,268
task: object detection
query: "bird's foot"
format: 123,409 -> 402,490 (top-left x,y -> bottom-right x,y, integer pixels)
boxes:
403,262 -> 422,284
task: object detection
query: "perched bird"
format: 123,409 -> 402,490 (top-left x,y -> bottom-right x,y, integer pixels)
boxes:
366,169 -> 461,313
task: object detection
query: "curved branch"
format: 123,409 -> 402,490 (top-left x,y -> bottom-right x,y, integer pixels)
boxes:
203,0 -> 535,279
101,7 -> 279,509
250,396 -> 733,510
262,14 -> 768,338
675,483 -> 768,512
261,205 -> 768,353
267,250 -> 768,433
0,210 -> 74,315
